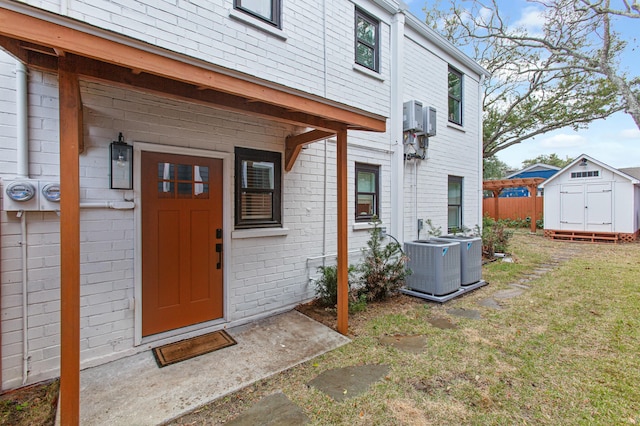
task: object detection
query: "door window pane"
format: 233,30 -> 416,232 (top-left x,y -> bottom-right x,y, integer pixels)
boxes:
156,162 -> 210,199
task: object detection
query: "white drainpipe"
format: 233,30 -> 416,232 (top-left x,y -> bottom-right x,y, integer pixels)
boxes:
16,62 -> 28,179
390,10 -> 406,243
15,60 -> 30,384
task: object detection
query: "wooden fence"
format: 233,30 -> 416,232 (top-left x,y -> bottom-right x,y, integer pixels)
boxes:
483,196 -> 544,221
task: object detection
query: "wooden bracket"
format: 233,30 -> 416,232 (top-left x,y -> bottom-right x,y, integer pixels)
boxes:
284,130 -> 334,171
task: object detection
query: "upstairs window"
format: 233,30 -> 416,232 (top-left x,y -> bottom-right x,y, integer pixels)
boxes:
355,9 -> 379,72
448,67 -> 463,125
355,163 -> 379,221
235,147 -> 282,228
234,0 -> 281,28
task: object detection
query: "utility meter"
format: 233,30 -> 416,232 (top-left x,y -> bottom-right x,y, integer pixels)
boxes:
6,181 -> 36,202
41,182 -> 61,202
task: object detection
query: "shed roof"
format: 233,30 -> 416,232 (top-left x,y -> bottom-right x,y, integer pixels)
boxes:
540,154 -> 640,187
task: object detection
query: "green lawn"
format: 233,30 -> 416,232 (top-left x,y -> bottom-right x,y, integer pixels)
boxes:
173,232 -> 640,425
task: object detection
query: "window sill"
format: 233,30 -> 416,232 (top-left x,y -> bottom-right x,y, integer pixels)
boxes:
353,221 -> 383,231
352,64 -> 385,82
232,227 -> 290,239
228,9 -> 288,40
447,122 -> 465,132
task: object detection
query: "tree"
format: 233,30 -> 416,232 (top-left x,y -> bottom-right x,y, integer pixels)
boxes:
483,155 -> 511,179
424,0 -> 639,158
521,153 -> 574,168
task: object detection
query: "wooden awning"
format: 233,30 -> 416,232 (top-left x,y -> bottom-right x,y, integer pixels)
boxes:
483,178 -> 545,235
483,178 -> 546,192
0,4 -> 380,423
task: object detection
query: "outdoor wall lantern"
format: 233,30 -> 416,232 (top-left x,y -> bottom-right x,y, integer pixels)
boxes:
110,132 -> 133,189
580,158 -> 588,167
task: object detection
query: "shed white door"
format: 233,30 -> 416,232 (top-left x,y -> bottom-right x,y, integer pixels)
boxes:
559,183 -> 612,231
560,185 -> 584,230
586,183 -> 612,231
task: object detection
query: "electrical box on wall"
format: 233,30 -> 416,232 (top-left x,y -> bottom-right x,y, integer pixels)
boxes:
423,106 -> 437,137
2,179 -> 61,212
403,100 -> 424,132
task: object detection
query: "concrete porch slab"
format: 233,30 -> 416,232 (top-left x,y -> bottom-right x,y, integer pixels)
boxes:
78,310 -> 350,425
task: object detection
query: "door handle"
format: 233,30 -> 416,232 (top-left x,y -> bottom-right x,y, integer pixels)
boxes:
216,243 -> 222,269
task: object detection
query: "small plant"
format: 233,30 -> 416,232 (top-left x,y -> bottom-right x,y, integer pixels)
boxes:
481,215 -> 513,258
314,264 -> 358,308
450,224 -> 472,236
358,218 -> 410,301
424,219 -> 442,239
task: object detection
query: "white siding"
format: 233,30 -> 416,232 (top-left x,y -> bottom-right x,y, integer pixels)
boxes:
0,1 -> 486,389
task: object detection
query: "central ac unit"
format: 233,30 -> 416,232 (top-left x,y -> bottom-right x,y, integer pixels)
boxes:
433,235 -> 482,285
404,240 -> 460,296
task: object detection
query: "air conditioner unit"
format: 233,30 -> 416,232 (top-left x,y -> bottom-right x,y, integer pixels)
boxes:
423,106 -> 437,137
433,235 -> 482,285
404,240 -> 460,296
403,100 -> 424,133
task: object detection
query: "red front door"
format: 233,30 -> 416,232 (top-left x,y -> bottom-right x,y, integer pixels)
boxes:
141,151 -> 223,336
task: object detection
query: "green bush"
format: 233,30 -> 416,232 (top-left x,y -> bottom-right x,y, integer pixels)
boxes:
358,218 -> 410,301
314,264 -> 358,308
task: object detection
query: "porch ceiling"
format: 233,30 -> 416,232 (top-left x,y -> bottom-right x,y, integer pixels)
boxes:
0,4 -> 386,134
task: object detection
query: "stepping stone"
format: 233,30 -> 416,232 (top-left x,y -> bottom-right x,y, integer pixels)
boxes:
379,335 -> 428,353
510,283 -> 531,290
427,317 -> 458,330
493,288 -> 524,299
478,298 -> 502,310
308,365 -> 389,402
225,392 -> 309,426
447,308 -> 482,320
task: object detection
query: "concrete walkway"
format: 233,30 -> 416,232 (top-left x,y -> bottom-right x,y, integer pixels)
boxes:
77,310 -> 350,425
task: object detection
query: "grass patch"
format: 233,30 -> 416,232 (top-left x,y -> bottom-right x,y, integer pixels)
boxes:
171,234 -> 640,424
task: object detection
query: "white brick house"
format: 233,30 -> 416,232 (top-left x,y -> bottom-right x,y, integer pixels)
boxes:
0,0 -> 487,397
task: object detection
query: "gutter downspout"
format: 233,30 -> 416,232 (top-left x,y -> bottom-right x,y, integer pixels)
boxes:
16,61 -> 30,385
478,74 -> 485,231
390,10 -> 406,243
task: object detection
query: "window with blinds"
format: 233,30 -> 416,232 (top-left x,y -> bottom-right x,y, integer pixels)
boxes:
235,147 -> 282,228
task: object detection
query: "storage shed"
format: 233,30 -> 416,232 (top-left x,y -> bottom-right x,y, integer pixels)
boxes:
540,154 -> 640,242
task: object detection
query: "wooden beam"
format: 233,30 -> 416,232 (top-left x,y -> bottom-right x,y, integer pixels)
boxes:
0,8 -> 386,132
58,56 -> 81,426
529,184 -> 538,234
336,129 -> 348,335
492,190 -> 501,220
285,130 -> 334,171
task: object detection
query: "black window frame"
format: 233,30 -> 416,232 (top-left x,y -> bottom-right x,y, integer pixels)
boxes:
354,8 -> 380,72
234,0 -> 281,28
355,163 -> 380,222
448,67 -> 463,125
235,147 -> 282,229
448,175 -> 463,232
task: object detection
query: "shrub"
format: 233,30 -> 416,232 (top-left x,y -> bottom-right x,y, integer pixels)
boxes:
481,216 -> 513,258
314,264 -> 358,308
358,218 -> 410,301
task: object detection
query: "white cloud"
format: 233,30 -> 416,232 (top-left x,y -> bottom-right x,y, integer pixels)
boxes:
514,6 -> 545,35
619,128 -> 640,139
539,133 -> 586,148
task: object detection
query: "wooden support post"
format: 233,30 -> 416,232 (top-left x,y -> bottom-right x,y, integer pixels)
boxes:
58,56 -> 81,425
336,129 -> 348,335
529,184 -> 537,234
492,190 -> 501,220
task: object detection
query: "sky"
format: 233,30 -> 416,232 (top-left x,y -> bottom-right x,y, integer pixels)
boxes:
406,0 -> 640,170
